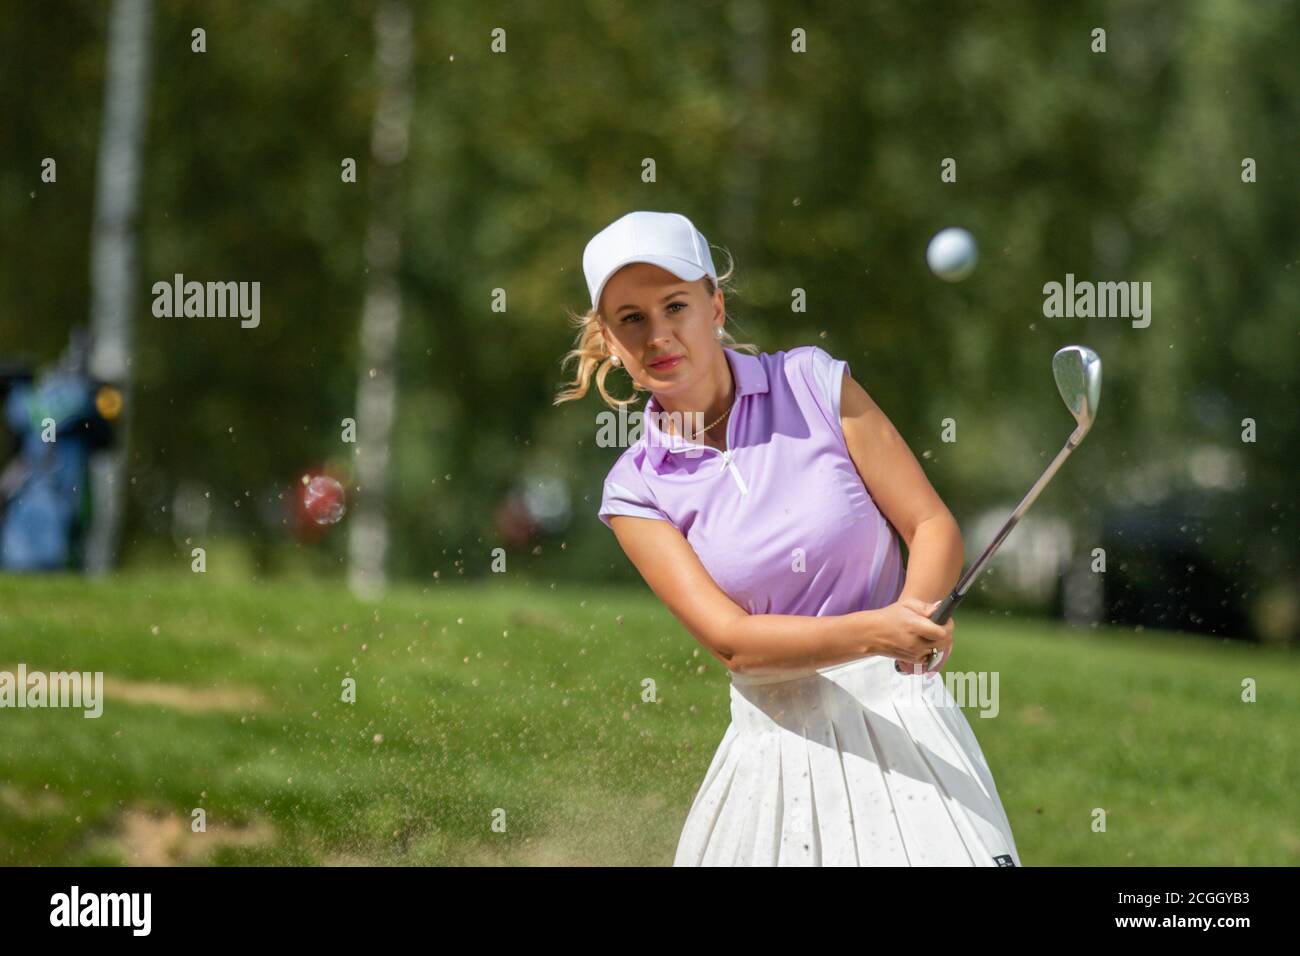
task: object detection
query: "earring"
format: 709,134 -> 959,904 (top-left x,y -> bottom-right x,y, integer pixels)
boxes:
609,353 -> 621,366
715,326 -> 725,339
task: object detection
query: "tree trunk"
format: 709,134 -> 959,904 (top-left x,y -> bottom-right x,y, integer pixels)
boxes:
348,0 -> 413,599
84,0 -> 154,575
722,0 -> 768,264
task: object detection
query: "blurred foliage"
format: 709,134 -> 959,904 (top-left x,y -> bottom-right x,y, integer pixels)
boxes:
1,1 -> 1295,632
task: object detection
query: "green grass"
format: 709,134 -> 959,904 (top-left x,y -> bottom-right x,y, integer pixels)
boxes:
0,572 -> 1295,865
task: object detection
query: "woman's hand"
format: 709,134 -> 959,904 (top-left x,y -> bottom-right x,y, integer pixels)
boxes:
869,598 -> 953,675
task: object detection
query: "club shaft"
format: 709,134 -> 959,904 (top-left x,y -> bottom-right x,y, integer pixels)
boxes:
930,428 -> 1083,624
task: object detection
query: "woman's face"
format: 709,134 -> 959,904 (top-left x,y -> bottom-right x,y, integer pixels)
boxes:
599,262 -> 724,393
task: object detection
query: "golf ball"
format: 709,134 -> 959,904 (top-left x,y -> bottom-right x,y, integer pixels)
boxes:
926,227 -> 978,282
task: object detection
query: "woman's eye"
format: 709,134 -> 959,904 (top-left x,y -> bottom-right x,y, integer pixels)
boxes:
622,302 -> 685,323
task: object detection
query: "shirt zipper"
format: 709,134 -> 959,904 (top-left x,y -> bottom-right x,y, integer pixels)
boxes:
662,393 -> 750,496
703,399 -> 748,496
726,392 -> 747,492
719,449 -> 750,495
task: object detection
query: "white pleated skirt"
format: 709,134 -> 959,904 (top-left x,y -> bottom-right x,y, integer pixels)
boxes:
673,654 -> 1023,866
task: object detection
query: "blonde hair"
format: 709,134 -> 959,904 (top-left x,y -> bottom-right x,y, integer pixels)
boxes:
553,247 -> 759,409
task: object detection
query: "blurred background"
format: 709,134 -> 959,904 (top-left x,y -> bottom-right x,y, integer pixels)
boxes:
0,0 -> 1295,865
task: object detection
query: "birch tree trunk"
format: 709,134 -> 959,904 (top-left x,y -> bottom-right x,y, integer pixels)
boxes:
722,0 -> 768,262
84,0 -> 154,575
348,0 -> 413,599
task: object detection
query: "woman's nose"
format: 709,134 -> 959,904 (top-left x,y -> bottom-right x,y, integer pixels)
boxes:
645,311 -> 674,347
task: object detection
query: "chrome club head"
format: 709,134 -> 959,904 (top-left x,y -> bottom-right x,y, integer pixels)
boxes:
1052,345 -> 1102,440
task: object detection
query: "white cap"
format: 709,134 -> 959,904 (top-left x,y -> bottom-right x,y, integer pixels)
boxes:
583,211 -> 718,315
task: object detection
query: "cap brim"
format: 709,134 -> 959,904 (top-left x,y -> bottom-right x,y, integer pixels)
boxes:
592,256 -> 709,313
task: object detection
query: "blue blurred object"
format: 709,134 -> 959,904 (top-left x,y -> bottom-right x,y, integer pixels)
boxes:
0,331 -> 118,572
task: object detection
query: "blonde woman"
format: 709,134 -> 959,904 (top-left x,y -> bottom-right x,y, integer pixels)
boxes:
555,211 -> 1022,866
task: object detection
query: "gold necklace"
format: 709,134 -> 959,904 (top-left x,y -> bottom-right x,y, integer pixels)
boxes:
660,394 -> 735,443
700,399 -> 734,434
681,393 -> 735,444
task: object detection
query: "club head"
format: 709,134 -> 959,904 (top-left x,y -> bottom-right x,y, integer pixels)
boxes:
1052,345 -> 1102,439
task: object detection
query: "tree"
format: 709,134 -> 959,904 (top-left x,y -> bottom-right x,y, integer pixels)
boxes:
348,0 -> 414,599
84,0 -> 154,574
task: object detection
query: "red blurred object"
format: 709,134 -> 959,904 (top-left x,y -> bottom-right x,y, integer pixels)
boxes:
303,475 -> 346,525
493,493 -> 537,549
291,465 -> 350,541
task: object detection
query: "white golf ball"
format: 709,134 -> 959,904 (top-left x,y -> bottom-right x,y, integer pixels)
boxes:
926,227 -> 978,282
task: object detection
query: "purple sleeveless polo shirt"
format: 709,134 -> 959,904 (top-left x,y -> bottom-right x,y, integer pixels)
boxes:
598,346 -> 905,616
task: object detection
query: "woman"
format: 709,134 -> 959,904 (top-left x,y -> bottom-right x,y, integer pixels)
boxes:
555,210 -> 1022,866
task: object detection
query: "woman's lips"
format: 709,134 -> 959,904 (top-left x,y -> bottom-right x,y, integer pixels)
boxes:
648,354 -> 683,371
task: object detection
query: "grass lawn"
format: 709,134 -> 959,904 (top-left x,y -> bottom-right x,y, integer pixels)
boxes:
0,572 -> 1295,865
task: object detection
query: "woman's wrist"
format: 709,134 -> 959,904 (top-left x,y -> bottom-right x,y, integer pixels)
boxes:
846,608 -> 884,659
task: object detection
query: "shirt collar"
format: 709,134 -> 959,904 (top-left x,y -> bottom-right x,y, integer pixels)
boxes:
642,348 -> 768,468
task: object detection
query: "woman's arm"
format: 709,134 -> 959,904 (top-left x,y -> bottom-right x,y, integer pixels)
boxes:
837,370 -> 964,603
607,515 -> 885,674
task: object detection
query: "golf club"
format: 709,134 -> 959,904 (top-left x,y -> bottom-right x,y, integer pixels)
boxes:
897,345 -> 1103,674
